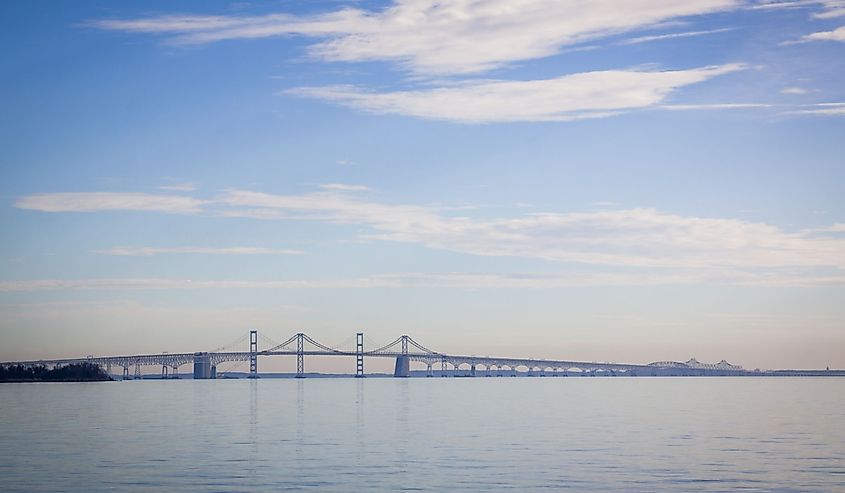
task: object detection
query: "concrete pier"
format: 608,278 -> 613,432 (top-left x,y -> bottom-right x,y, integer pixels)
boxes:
193,352 -> 213,379
393,355 -> 410,377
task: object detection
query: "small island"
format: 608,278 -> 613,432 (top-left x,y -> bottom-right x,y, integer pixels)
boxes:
0,362 -> 112,382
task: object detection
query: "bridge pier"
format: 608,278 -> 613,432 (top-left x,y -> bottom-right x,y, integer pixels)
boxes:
393,355 -> 410,377
134,363 -> 141,380
122,366 -> 129,379
470,364 -> 476,377
426,363 -> 433,377
193,352 -> 213,379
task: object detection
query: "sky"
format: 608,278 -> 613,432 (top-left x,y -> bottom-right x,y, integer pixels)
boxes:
1,0 -> 844,372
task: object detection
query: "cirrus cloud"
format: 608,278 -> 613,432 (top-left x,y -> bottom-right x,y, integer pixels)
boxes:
15,192 -> 206,214
288,64 -> 746,123
88,0 -> 741,76
13,187 -> 845,282
95,246 -> 304,256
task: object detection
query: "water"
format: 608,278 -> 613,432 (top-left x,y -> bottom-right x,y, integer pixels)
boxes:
1,378 -> 843,492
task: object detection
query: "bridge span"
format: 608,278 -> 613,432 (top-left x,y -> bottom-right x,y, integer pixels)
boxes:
0,331 -> 748,379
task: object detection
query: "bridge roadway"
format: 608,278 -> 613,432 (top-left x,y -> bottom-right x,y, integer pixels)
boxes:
0,332 -> 748,378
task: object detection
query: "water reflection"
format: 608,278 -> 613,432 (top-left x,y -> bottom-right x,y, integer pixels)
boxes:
356,378 -> 365,462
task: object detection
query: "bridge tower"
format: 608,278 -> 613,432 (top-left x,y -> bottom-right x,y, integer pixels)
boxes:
248,329 -> 258,379
134,362 -> 141,380
296,333 -> 305,378
355,332 -> 364,378
393,335 -> 410,377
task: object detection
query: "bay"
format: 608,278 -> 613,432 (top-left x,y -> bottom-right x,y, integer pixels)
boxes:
1,378 -> 843,492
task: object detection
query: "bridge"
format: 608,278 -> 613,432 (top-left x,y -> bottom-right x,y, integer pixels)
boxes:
0,330 -> 749,379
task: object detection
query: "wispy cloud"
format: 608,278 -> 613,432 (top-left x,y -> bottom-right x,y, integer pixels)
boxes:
803,0 -> 845,17
659,102 -> 773,110
3,269 -> 845,293
749,0 -> 818,11
750,0 -> 845,17
618,27 -> 734,45
87,0 -> 741,76
14,192 -> 205,214
319,183 -> 372,192
158,183 -> 198,192
15,187 -> 845,281
95,246 -> 304,256
785,25 -> 845,44
786,102 -> 845,115
289,64 -> 746,123
781,86 -> 809,94
802,25 -> 845,41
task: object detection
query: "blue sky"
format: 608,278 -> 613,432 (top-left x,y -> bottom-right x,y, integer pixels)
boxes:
1,0 -> 844,371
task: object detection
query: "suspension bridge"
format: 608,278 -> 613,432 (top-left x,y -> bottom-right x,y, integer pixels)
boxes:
0,330 -> 749,378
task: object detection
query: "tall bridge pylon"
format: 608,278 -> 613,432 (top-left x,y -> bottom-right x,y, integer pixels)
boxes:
249,330 -> 258,379
356,332 -> 364,378
296,333 -> 305,378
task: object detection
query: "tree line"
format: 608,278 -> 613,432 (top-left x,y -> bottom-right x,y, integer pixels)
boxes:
0,362 -> 112,382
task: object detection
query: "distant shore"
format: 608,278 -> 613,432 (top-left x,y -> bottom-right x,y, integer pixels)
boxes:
0,362 -> 112,382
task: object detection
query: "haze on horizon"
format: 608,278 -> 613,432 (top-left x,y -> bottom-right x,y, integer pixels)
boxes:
1,0 -> 844,371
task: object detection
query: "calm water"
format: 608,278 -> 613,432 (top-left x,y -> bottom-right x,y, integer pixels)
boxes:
1,378 -> 843,492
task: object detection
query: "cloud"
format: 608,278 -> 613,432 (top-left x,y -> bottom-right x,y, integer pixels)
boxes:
618,27 -> 734,45
212,190 -> 845,274
824,223 -> 845,232
812,1 -> 845,18
660,103 -> 773,110
15,187 -> 845,280
319,183 -> 372,192
14,192 -> 205,214
158,183 -> 198,192
95,247 -> 304,256
88,0 -> 741,76
289,64 -> 746,123
789,25 -> 845,43
780,87 -> 809,94
3,270 -> 845,293
786,102 -> 845,115
750,0 -> 845,17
